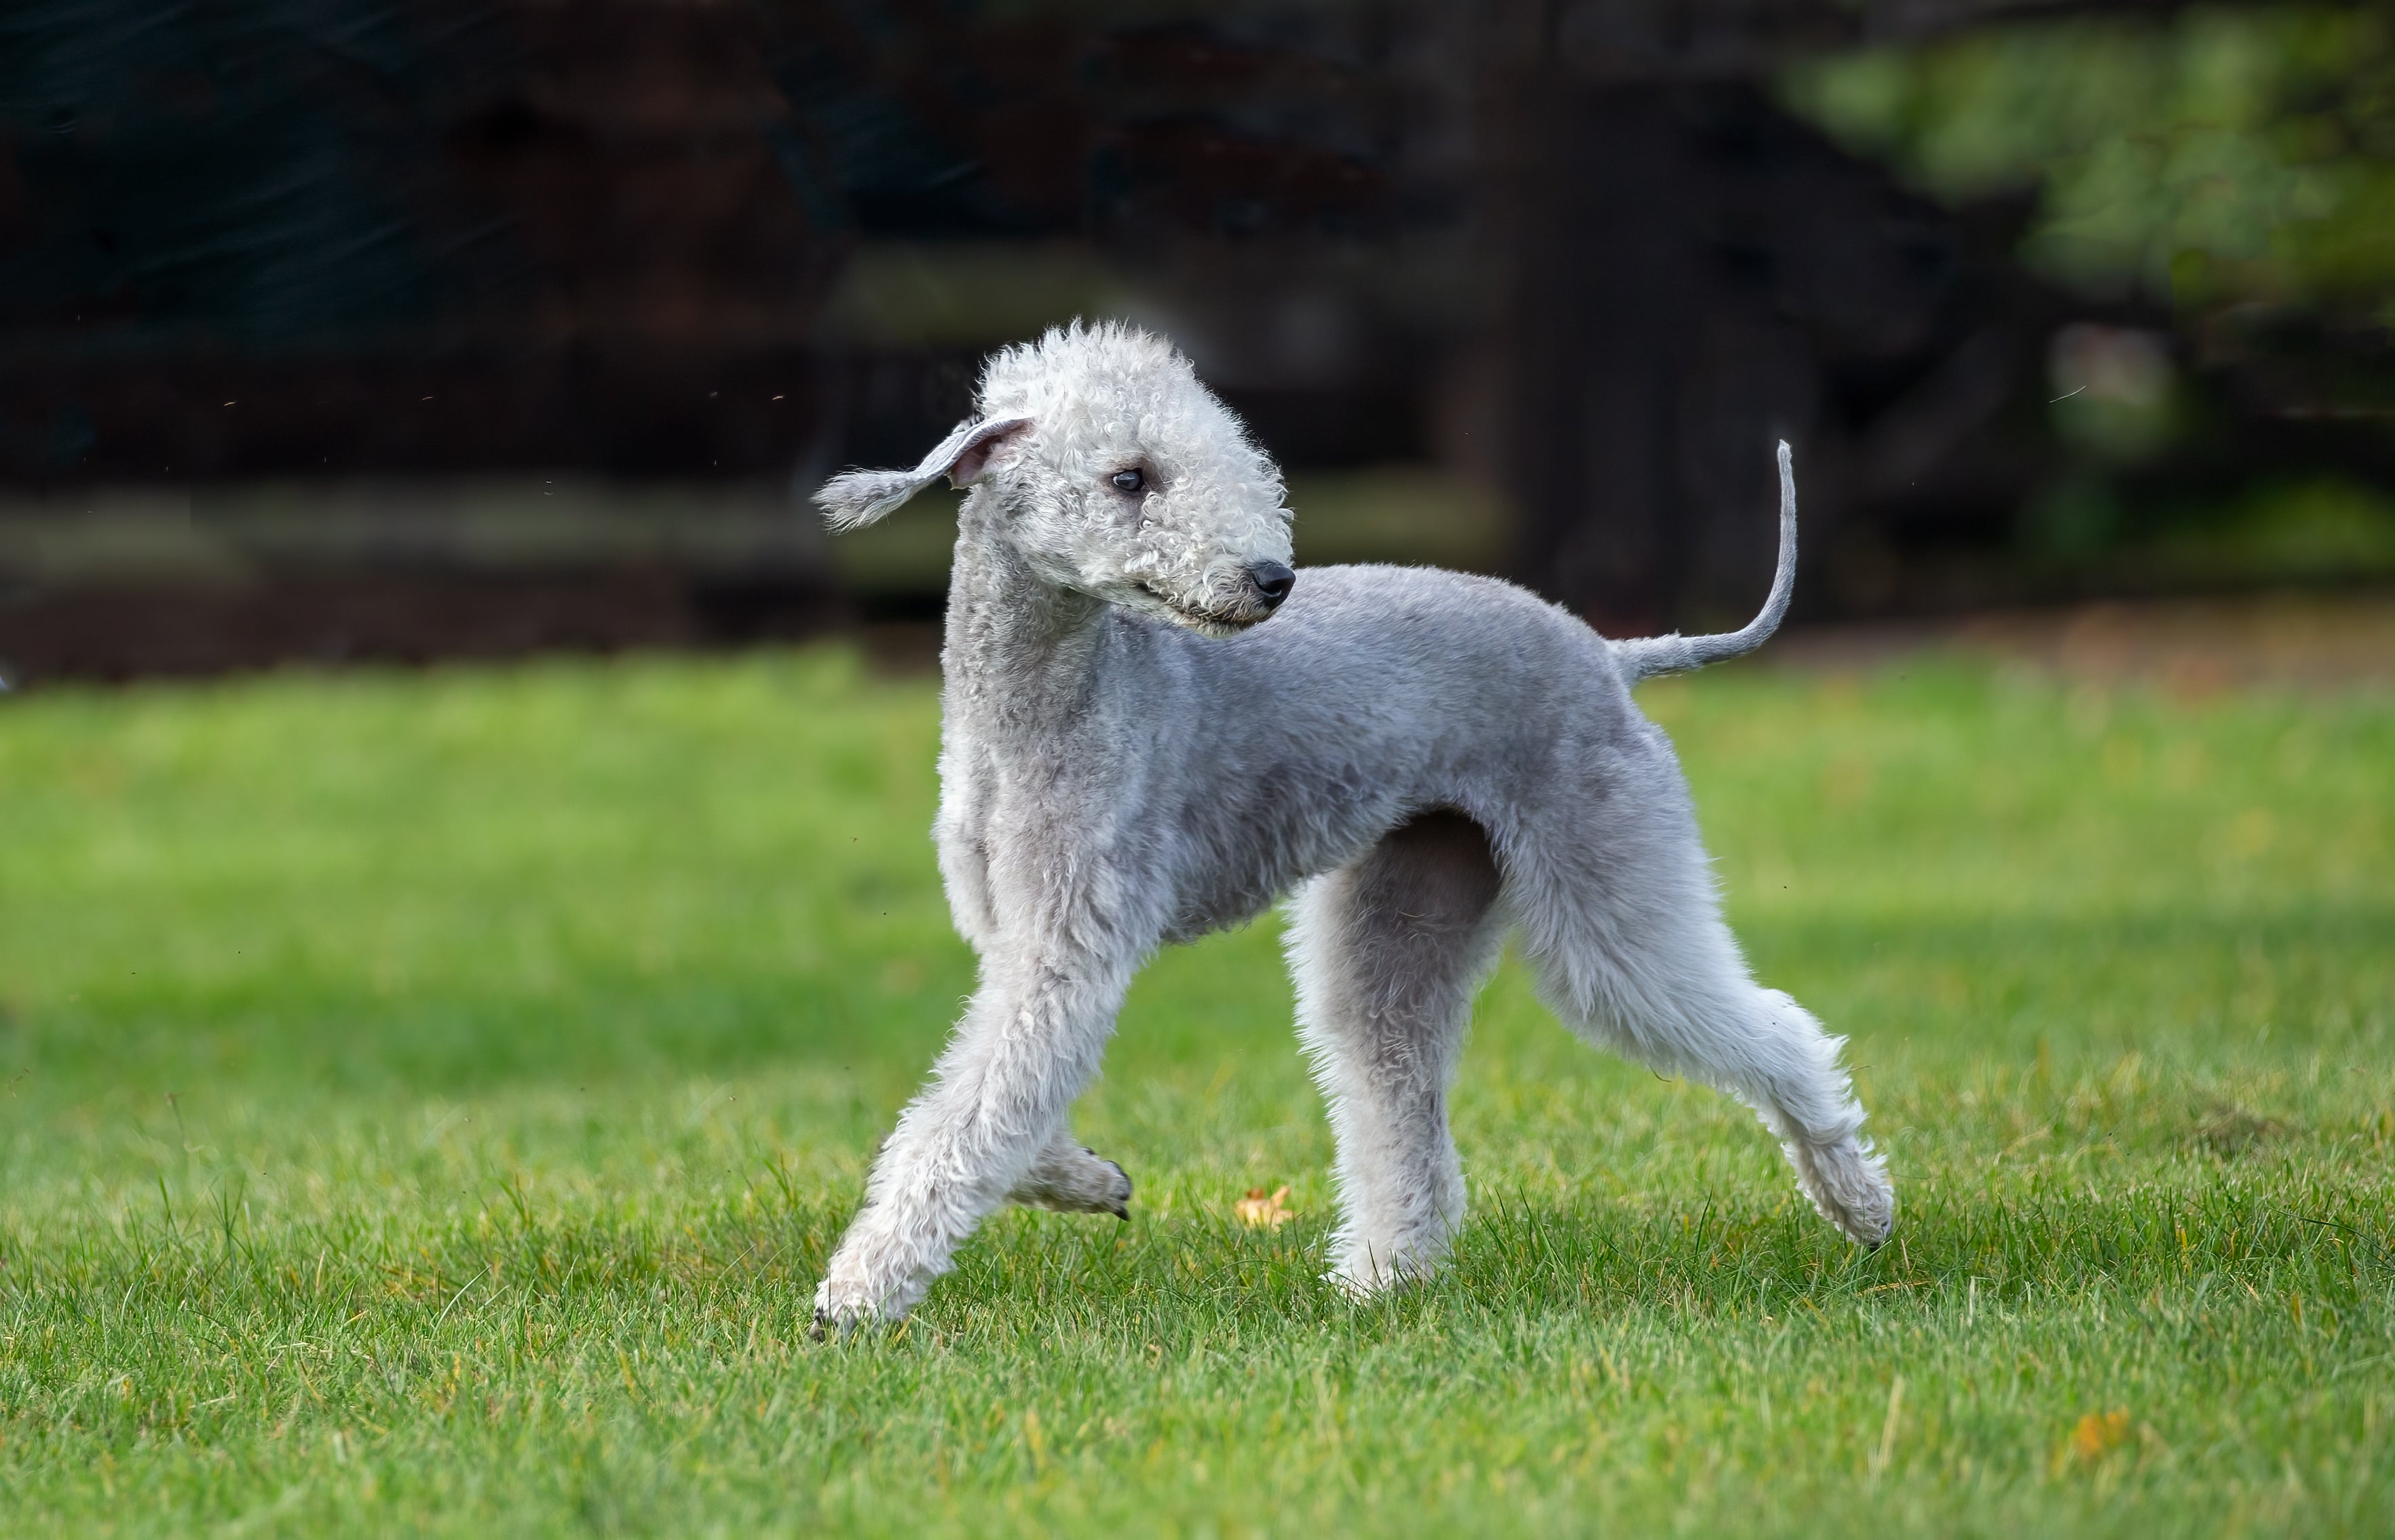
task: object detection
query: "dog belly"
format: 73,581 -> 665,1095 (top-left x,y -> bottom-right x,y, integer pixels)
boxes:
1152,831 -> 1338,945
1158,887 -> 1275,945
1152,791 -> 1412,945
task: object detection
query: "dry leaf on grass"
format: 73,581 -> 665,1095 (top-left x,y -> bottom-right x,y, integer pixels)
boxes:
1234,1186 -> 1295,1228
2071,1408 -> 2132,1463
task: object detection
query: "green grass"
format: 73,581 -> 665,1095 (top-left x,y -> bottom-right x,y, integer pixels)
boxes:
1,646 -> 2390,1537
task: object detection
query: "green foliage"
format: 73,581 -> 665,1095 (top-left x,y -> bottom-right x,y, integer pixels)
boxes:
2023,472 -> 2395,580
1784,6 -> 2395,318
0,650 -> 2390,1535
2144,476 -> 2395,579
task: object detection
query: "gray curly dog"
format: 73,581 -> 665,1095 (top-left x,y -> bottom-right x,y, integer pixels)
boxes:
808,322 -> 1893,1333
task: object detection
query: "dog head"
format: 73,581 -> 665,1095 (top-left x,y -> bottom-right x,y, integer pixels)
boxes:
814,323 -> 1296,636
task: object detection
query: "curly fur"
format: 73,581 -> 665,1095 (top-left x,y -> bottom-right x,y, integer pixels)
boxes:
806,322 -> 1892,1332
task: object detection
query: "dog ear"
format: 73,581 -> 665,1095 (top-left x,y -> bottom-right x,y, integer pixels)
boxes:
812,417 -> 1034,531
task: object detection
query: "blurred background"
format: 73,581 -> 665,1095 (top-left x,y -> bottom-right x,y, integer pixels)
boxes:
2,0 -> 2391,685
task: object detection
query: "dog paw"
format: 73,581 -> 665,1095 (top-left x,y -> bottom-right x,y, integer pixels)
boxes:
1323,1267 -> 1390,1302
1099,1154 -> 1132,1220
1324,1239 -> 1446,1300
1008,1143 -> 1134,1218
1788,1135 -> 1895,1248
811,1274 -> 905,1338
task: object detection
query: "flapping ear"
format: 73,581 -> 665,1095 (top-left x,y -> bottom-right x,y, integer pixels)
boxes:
812,417 -> 1034,531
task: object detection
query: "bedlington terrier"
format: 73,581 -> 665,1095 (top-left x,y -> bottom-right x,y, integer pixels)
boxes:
808,321 -> 1892,1332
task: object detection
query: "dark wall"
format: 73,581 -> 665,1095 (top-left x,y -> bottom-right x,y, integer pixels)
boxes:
3,0 -> 2380,656
0,2 -> 1454,483
0,1 -> 839,479
1493,78 -> 2070,630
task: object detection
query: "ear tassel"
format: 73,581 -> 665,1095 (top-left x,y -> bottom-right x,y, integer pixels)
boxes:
811,416 -> 1032,531
814,468 -> 936,531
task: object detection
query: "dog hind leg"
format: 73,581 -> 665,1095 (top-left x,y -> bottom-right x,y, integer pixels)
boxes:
1287,810 -> 1505,1296
1516,828 -> 1895,1248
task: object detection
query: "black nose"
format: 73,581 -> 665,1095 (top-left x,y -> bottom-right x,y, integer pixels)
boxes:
1247,560 -> 1295,608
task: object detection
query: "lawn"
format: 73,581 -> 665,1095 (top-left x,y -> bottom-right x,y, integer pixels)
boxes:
0,644 -> 2389,1537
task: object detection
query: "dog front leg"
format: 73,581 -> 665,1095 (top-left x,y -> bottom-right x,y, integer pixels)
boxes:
1007,1125 -> 1133,1218
814,948 -> 1129,1334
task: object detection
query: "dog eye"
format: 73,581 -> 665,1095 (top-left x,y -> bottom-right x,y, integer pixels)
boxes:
1110,468 -> 1145,494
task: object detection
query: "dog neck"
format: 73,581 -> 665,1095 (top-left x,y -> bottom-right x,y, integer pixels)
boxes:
943,490 -> 1107,738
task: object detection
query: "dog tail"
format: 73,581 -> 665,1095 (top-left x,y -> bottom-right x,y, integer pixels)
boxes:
1613,440 -> 1796,683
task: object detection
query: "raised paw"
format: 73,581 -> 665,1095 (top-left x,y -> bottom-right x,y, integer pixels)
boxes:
1008,1140 -> 1133,1219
